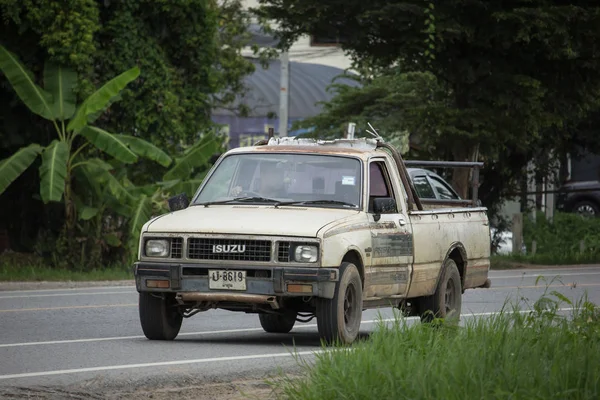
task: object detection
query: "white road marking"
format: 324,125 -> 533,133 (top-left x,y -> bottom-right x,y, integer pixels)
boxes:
0,286 -> 135,294
0,351 -> 320,380
0,291 -> 136,299
489,271 -> 600,279
0,307 -> 577,380
0,308 -> 574,349
0,304 -> 137,313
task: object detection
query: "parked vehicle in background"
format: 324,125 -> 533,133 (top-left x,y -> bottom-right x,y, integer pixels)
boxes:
407,168 -> 462,201
556,180 -> 600,217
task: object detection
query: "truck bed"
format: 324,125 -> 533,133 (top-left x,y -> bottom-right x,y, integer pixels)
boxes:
407,207 -> 490,297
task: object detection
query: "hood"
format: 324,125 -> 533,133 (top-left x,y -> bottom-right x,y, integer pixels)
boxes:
562,180 -> 600,189
145,205 -> 360,237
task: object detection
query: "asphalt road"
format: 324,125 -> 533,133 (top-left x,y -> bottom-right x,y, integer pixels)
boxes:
1,266 -> 599,396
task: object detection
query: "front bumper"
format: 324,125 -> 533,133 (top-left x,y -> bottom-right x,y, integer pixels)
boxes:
133,261 -> 339,300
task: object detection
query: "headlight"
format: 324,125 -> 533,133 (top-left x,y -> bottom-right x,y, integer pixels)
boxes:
294,245 -> 319,263
145,239 -> 169,257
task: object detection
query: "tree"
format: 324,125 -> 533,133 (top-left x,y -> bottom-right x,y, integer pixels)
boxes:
0,0 -> 254,150
293,67 -> 442,154
0,45 -> 170,234
0,0 -> 253,255
257,1 -> 600,199
71,131 -> 224,267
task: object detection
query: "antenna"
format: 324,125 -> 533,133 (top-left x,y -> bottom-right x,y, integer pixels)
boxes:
366,122 -> 383,141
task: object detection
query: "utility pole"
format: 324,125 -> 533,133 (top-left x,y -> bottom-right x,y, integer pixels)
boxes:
278,51 -> 289,137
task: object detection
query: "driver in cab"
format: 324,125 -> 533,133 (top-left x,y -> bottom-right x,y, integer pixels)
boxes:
231,162 -> 287,198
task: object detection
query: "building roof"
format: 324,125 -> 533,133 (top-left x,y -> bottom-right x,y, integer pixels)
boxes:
213,59 -> 361,119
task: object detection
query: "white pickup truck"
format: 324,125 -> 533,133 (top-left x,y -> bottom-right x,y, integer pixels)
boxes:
134,136 -> 491,344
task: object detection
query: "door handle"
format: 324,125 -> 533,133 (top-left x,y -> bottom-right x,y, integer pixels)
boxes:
398,216 -> 407,226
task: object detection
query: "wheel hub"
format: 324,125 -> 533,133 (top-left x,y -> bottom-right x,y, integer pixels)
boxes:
445,278 -> 455,314
344,284 -> 356,325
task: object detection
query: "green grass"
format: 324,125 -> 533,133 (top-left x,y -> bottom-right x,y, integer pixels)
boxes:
0,264 -> 133,281
274,293 -> 600,400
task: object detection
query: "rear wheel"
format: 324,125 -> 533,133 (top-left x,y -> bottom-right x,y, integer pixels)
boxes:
316,262 -> 363,345
571,200 -> 599,218
259,311 -> 297,333
139,292 -> 183,340
418,258 -> 462,323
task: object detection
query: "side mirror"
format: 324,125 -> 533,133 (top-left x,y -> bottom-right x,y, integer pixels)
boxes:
168,193 -> 190,212
373,197 -> 397,221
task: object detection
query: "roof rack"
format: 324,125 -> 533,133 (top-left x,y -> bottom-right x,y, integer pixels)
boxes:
263,136 -> 379,150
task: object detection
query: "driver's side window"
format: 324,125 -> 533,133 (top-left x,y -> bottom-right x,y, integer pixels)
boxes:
199,157 -> 238,202
369,161 -> 395,212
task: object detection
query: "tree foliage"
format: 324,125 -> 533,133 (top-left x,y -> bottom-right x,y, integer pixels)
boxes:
0,1 -> 247,264
258,0 -> 600,210
0,0 -> 254,151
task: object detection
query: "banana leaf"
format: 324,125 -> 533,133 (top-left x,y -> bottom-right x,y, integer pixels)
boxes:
67,67 -> 140,132
80,126 -> 138,164
0,143 -> 43,196
118,134 -> 172,167
39,140 -> 69,203
0,45 -> 54,120
44,63 -> 77,121
163,134 -> 221,181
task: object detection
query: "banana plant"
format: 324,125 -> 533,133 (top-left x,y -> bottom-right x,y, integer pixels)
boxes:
71,131 -> 224,265
0,45 -> 172,231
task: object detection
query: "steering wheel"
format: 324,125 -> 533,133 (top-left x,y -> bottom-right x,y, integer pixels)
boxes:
236,190 -> 262,198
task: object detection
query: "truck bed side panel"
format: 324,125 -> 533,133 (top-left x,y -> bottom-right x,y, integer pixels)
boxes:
407,209 -> 490,297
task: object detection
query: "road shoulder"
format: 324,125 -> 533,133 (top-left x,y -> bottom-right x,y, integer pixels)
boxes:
0,280 -> 135,291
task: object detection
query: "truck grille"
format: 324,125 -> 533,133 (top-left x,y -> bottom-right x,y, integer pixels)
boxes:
278,241 -> 291,262
187,238 -> 272,262
170,237 -> 183,258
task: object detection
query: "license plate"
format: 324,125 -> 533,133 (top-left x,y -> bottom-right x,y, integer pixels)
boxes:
208,270 -> 247,290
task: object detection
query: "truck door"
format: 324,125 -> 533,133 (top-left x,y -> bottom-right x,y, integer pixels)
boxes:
365,159 -> 414,298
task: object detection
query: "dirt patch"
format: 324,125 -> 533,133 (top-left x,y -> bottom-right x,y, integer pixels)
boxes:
0,374 -> 301,400
109,377 -> 285,400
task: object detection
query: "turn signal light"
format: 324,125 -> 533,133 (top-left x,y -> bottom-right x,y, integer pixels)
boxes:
146,279 -> 170,288
287,284 -> 313,293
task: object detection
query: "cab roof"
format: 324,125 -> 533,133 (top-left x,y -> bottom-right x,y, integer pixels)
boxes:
225,137 -> 384,159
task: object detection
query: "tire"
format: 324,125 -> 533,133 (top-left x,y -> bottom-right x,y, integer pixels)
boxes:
418,258 -> 462,323
139,292 -> 183,340
571,200 -> 599,218
259,311 -> 297,333
316,262 -> 363,345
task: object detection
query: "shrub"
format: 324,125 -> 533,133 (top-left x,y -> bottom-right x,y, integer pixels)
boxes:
276,291 -> 600,400
523,212 -> 600,263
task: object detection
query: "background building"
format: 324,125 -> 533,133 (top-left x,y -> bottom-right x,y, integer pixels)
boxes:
211,0 -> 358,148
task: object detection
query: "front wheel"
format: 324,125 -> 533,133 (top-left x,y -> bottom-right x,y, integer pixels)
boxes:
139,292 -> 183,340
316,262 -> 363,345
418,258 -> 462,323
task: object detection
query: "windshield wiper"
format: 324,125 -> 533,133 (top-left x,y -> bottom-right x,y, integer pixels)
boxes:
275,200 -> 358,208
197,196 -> 279,207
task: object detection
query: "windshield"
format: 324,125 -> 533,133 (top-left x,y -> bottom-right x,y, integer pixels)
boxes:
193,153 -> 362,208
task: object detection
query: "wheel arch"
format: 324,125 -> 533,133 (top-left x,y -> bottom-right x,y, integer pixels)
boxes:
341,248 -> 365,288
440,242 -> 467,289
568,196 -> 600,212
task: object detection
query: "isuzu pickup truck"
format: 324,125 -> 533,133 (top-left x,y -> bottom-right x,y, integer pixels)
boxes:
134,136 -> 491,344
